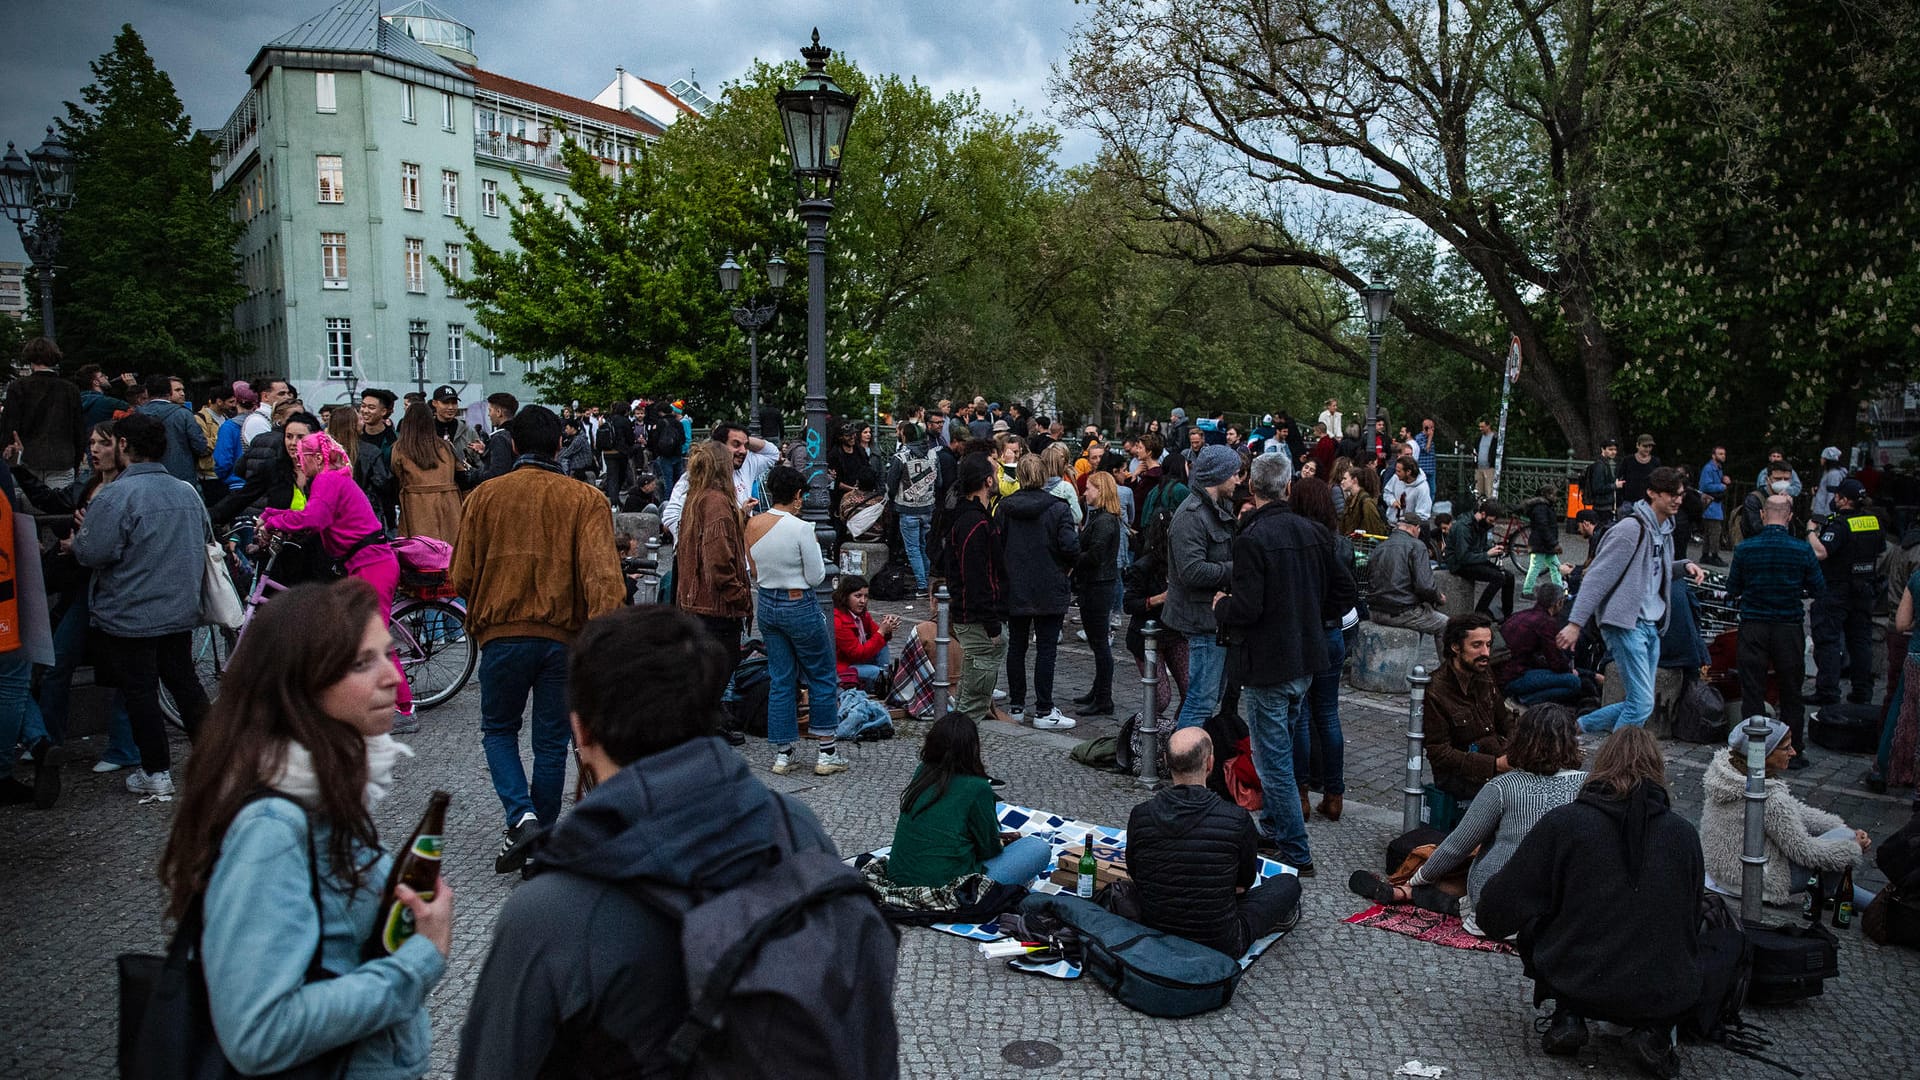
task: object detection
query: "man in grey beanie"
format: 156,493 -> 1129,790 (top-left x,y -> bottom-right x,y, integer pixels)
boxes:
1166,443 -> 1244,729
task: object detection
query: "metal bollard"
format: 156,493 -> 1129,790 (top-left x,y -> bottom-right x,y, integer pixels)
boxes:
1139,622 -> 1160,787
1404,664 -> 1432,834
932,586 -> 952,720
642,536 -> 664,605
1740,713 -> 1773,924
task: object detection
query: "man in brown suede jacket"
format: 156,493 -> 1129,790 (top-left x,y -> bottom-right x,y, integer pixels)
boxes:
1422,613 -> 1513,801
451,405 -> 624,874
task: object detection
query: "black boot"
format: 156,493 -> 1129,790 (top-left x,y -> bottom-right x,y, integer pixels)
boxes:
1540,1008 -> 1589,1056
1624,1026 -> 1679,1079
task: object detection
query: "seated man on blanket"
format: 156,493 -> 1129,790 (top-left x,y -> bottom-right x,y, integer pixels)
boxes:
1126,728 -> 1302,958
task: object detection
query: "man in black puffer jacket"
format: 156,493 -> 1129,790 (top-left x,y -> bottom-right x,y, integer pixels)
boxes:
1127,728 -> 1301,958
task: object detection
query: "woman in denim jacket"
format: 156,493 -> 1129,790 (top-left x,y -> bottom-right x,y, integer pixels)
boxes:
158,579 -> 452,1078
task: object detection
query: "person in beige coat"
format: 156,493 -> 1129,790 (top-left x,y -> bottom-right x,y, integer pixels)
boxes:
1699,718 -> 1873,909
392,401 -> 464,545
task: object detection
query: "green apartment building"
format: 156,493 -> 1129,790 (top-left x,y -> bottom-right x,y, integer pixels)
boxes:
209,0 -> 700,417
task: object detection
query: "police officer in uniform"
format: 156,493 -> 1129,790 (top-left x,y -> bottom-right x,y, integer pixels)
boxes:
1807,478 -> 1883,709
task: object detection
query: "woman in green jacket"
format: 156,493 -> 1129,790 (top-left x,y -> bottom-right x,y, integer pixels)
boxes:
885,713 -> 1053,887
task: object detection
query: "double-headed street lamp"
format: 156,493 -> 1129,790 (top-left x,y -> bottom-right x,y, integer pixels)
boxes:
0,127 -> 78,337
776,28 -> 858,612
717,249 -> 788,422
1358,273 -> 1396,460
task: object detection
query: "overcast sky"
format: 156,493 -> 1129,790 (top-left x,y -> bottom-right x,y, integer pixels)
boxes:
0,0 -> 1096,265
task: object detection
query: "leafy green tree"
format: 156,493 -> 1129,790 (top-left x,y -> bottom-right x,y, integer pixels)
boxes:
53,25 -> 244,376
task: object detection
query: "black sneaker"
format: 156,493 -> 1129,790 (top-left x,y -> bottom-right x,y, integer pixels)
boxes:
30,739 -> 60,810
1623,1026 -> 1679,1079
720,727 -> 748,747
494,812 -> 543,874
987,775 -> 1007,788
1788,754 -> 1811,771
1275,901 -> 1303,934
1082,700 -> 1117,717
1541,1009 -> 1589,1056
1294,863 -> 1316,878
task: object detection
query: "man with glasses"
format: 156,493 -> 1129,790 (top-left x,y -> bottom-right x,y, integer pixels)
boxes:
1557,467 -> 1707,735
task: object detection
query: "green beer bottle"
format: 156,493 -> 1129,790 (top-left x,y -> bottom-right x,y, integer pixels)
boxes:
1077,832 -> 1098,899
363,790 -> 450,959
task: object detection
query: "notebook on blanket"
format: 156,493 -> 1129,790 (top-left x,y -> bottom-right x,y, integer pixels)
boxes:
852,801 -> 1298,977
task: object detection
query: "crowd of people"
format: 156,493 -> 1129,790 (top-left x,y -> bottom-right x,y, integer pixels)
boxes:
1,345 -> 1914,1079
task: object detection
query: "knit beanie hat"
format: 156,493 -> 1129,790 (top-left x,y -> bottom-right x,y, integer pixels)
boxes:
1190,444 -> 1241,488
1726,718 -> 1790,759
232,380 -> 259,407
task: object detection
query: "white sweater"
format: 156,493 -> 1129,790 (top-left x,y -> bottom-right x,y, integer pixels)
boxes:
749,509 -> 825,591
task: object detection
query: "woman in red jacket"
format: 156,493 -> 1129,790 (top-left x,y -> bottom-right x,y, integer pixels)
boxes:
833,574 -> 899,690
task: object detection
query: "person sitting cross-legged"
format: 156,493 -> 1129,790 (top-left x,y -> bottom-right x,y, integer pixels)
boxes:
1349,704 -> 1587,932
883,712 -> 1054,889
1126,728 -> 1303,958
1498,584 -> 1585,706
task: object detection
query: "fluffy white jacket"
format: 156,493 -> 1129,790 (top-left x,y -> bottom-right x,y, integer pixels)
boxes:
1699,755 -> 1859,905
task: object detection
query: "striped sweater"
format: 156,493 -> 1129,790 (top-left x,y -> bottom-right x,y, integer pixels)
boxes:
1413,768 -> 1588,904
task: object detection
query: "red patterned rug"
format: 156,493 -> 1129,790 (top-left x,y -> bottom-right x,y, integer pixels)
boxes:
1343,904 -> 1517,955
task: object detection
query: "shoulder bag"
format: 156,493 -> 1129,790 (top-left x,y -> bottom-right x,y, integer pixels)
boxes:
198,519 -> 246,630
117,794 -> 349,1080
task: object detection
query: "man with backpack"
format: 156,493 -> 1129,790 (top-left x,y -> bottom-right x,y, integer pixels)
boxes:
644,401 -> 687,493
887,422 -> 938,594
455,605 -> 899,1078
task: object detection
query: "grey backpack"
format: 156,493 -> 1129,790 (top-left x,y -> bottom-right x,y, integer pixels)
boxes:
626,798 -> 902,1078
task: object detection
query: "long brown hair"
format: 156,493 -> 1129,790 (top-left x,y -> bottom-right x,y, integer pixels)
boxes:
685,440 -> 741,527
1583,725 -> 1667,799
1506,703 -> 1586,776
326,404 -> 360,464
395,401 -> 451,472
159,580 -> 387,920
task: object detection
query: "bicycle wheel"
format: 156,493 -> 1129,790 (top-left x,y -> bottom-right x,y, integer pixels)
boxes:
1505,531 -> 1531,576
392,599 -> 475,710
159,625 -> 230,727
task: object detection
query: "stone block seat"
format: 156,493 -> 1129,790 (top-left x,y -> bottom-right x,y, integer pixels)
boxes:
1349,621 -> 1438,695
840,542 -> 891,579
1597,663 -> 1683,738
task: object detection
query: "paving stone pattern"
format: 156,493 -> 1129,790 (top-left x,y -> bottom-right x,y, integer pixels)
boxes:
4,599 -> 1918,1079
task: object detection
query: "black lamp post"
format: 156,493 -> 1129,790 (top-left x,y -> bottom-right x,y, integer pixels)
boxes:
343,364 -> 360,402
1359,273 -> 1396,458
0,127 -> 78,337
717,248 -> 788,421
408,321 -> 430,398
776,28 -> 858,612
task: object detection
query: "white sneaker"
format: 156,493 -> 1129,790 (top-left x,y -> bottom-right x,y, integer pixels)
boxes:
814,751 -> 850,776
126,769 -> 174,796
1007,706 -> 1026,721
93,759 -> 129,773
1031,709 -> 1077,730
992,688 -> 1008,701
1075,629 -> 1088,642
771,751 -> 795,775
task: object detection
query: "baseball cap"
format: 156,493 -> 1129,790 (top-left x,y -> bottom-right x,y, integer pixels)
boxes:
431,384 -> 460,403
1600,437 -> 1617,449
1836,478 -> 1867,500
1635,433 -> 1655,447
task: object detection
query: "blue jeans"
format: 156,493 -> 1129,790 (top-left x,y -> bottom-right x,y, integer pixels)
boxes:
478,637 -> 571,827
982,834 -> 1055,886
654,454 -> 682,496
0,651 -> 32,762
1176,632 -> 1225,729
1291,627 -> 1346,795
1245,679 -> 1313,867
759,590 -> 839,745
1580,620 -> 1660,734
852,644 -> 892,687
897,513 -> 931,592
1506,668 -> 1583,705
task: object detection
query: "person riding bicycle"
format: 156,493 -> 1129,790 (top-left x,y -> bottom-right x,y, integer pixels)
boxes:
259,432 -> 415,728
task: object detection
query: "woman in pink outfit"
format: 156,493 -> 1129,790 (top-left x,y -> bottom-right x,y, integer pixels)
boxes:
260,432 -> 414,720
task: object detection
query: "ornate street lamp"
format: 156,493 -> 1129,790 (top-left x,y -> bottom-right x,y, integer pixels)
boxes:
0,127 -> 78,336
408,321 -> 430,398
776,28 -> 858,612
717,249 -> 788,421
343,363 -> 360,401
1358,273 -> 1396,461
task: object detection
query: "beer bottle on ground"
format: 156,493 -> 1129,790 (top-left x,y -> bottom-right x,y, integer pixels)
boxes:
364,790 -> 450,960
1077,832 -> 1098,899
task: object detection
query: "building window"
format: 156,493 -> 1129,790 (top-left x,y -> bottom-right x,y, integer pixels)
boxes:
524,356 -> 540,375
481,178 -> 499,217
404,237 -> 425,293
486,330 -> 504,375
441,169 -> 459,216
443,242 -> 462,292
321,232 -> 347,288
401,83 -> 416,123
441,91 -> 455,131
316,155 -> 344,203
325,318 -> 353,377
316,72 -> 337,113
447,324 -> 466,381
401,162 -> 420,210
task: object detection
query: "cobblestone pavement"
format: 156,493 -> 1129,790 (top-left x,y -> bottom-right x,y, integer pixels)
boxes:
5,600 -> 1918,1079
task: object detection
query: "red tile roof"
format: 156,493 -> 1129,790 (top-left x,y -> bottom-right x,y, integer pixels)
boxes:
460,65 -> 663,136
